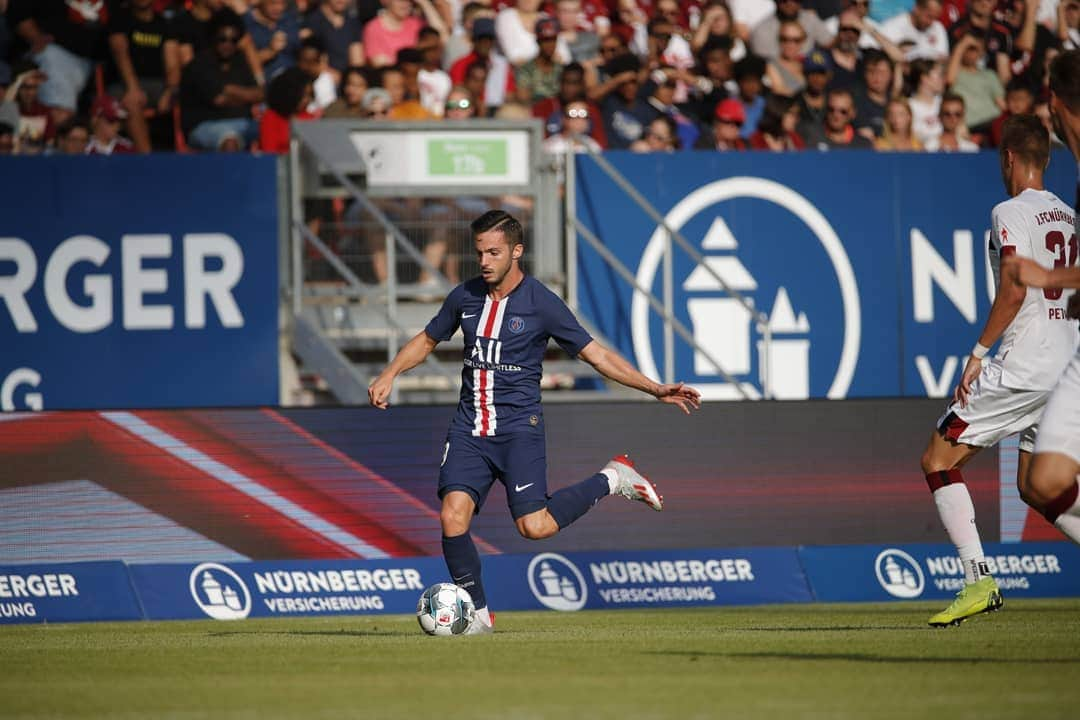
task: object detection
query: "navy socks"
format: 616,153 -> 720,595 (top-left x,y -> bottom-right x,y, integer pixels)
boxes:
442,532 -> 487,609
546,472 -> 610,529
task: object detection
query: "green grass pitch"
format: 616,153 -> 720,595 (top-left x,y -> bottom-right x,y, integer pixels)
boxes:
3,600 -> 1079,719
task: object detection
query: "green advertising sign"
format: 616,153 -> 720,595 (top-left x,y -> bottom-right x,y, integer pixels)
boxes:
427,138 -> 508,176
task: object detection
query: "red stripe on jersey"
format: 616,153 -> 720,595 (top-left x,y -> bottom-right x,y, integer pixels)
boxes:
478,369 -> 491,436
482,298 -> 500,337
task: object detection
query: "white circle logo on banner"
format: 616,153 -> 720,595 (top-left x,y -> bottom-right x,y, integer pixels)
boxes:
189,563 -> 252,620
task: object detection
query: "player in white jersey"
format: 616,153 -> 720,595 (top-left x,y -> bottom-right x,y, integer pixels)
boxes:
997,48 -> 1080,551
919,114 -> 1080,627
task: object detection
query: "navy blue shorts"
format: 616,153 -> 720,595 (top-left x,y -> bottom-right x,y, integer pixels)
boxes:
438,429 -> 548,519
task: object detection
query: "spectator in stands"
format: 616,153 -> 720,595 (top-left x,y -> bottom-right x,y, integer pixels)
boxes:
692,1 -> 747,62
1059,0 -> 1080,51
609,0 -> 648,58
554,0 -> 600,64
694,97 -> 748,149
180,12 -> 263,151
750,0 -> 832,61
0,4 -> 11,97
875,97 -> 923,149
646,14 -> 695,86
363,85 -> 393,116
804,86 -> 874,148
245,0 -> 302,80
107,0 -> 181,153
259,66 -> 314,153
297,36 -> 336,111
532,62 -> 608,145
828,9 -> 867,90
684,38 -> 734,126
7,0 -> 109,124
946,33 -> 1005,135
53,116 -> 90,154
766,20 -> 808,96
796,48 -> 830,139
853,49 -> 893,138
5,64 -> 54,153
1001,0 -> 1056,87
600,53 -> 652,148
450,17 -> 515,111
175,2 -> 264,87
880,0 -> 948,62
463,60 -> 491,115
445,2 -> 493,69
924,92 -> 978,150
630,115 -> 680,151
323,66 -> 369,117
947,0 -> 1012,84
303,0 -> 363,80
496,0 -> 546,67
0,121 -> 14,154
516,17 -> 564,103
364,0 -> 422,67
823,0 -> 879,51
364,0 -> 447,67
417,26 -> 452,116
749,93 -> 805,149
86,95 -> 136,154
643,66 -> 700,147
444,85 -> 476,119
542,99 -> 602,162
388,50 -> 436,118
907,58 -> 944,146
988,79 -> 1036,147
733,54 -> 767,138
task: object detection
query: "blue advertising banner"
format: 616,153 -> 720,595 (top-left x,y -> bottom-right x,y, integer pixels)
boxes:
484,547 -> 813,611
574,151 -> 1077,400
129,558 -> 448,620
0,156 -> 279,410
0,561 -> 142,624
799,542 -> 1080,602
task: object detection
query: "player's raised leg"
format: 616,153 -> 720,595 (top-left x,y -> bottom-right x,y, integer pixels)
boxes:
1022,360 -> 1080,544
920,428 -> 1002,627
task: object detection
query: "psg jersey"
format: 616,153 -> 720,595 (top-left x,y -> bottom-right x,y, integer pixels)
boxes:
425,275 -> 593,436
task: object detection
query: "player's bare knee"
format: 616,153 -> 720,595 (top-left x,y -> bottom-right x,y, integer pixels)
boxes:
440,506 -> 471,536
515,513 -> 556,540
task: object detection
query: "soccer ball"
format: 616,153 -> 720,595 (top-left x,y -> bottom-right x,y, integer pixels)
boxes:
416,583 -> 476,636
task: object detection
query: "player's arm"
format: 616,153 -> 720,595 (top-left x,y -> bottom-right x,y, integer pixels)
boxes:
368,331 -> 439,409
577,341 -> 701,414
1003,255 -> 1080,289
954,249 -> 1027,407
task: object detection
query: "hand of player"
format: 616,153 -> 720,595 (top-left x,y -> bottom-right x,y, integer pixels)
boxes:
1002,255 -> 1050,288
368,373 -> 395,409
655,382 -> 702,414
953,355 -> 982,408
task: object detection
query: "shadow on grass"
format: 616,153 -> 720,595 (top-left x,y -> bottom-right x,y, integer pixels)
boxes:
207,629 -> 416,639
648,650 -> 1080,664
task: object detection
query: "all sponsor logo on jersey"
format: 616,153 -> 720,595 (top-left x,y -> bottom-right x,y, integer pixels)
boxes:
874,549 -> 925,599
632,178 -> 859,400
528,553 -> 587,611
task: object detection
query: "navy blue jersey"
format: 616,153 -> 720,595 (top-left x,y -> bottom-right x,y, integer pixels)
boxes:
425,275 -> 593,436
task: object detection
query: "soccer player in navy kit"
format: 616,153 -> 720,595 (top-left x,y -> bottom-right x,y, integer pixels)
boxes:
369,210 -> 701,633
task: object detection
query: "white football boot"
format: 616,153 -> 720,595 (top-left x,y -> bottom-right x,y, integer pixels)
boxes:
605,455 -> 663,511
464,608 -> 494,635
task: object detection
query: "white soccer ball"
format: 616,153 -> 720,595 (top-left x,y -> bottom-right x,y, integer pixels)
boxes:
416,583 -> 476,636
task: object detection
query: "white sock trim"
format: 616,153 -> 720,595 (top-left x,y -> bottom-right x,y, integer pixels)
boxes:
601,468 -> 619,494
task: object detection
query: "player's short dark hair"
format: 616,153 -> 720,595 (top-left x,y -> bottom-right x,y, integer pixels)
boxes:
1050,49 -> 1080,113
471,210 -> 524,248
999,114 -> 1049,168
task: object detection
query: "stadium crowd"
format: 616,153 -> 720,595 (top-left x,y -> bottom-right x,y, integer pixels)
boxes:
0,0 -> 1073,154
